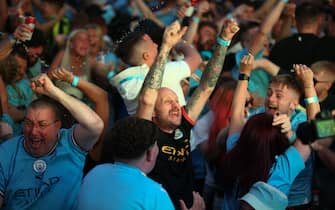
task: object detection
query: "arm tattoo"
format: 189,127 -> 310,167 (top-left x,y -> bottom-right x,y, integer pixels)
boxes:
200,44 -> 227,88
186,44 -> 227,111
143,50 -> 169,89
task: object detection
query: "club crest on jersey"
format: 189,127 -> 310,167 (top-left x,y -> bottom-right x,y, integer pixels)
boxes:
174,128 -> 183,140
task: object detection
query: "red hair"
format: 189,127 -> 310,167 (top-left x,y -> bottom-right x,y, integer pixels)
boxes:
220,112 -> 290,194
207,78 -> 236,158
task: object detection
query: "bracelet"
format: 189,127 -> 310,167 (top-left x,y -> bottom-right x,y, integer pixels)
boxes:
71,75 -> 79,87
304,96 -> 318,105
217,37 -> 231,47
192,16 -> 200,23
8,35 -> 16,45
238,73 -> 250,81
289,131 -> 296,143
282,0 -> 289,3
106,71 -> 115,80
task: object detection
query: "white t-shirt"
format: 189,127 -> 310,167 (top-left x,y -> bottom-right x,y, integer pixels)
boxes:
110,61 -> 191,115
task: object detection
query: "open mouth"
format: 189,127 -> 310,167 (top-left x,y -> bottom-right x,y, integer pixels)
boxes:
267,104 -> 278,112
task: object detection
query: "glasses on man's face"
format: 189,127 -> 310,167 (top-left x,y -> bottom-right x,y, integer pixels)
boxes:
245,98 -> 253,107
24,119 -> 59,130
313,78 -> 329,85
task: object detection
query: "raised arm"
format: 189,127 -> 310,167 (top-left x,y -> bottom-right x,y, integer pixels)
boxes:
132,0 -> 165,28
186,19 -> 239,122
137,21 -> 187,120
31,74 -> 104,151
294,64 -> 320,120
173,38 -> 202,73
229,54 -> 254,135
249,0 -> 287,55
48,68 -> 109,159
183,1 -> 210,44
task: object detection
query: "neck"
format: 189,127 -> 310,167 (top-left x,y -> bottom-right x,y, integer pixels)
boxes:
297,25 -> 319,35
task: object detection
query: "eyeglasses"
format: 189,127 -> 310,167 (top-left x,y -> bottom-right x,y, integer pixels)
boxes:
245,98 -> 253,107
313,78 -> 329,85
24,119 -> 59,130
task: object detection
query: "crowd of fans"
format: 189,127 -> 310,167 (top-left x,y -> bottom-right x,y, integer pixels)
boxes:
0,0 -> 335,209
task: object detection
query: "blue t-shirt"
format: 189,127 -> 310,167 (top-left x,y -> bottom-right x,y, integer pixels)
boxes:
76,162 -> 175,210
0,127 -> 86,210
223,134 -> 305,210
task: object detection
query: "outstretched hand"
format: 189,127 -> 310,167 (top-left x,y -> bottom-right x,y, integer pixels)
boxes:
162,21 -> 188,49
220,18 -> 239,41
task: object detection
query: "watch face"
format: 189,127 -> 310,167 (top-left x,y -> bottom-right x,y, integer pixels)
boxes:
238,74 -> 250,81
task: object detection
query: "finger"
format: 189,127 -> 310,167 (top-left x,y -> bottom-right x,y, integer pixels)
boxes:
179,199 -> 188,210
179,26 -> 188,37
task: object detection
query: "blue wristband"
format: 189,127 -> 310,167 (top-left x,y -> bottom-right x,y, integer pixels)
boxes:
106,71 -> 115,80
71,76 -> 79,87
217,37 -> 231,47
304,96 -> 318,105
192,16 -> 200,23
282,0 -> 289,3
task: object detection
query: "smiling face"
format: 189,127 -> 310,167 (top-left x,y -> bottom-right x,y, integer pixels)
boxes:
70,31 -> 90,57
153,88 -> 182,133
23,106 -> 61,157
264,83 -> 299,116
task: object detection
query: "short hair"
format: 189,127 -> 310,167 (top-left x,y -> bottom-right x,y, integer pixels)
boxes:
134,19 -> 164,47
269,74 -> 303,97
295,2 -> 323,26
0,54 -> 19,85
28,96 -> 74,127
311,61 -> 335,80
101,117 -> 158,162
198,21 -> 218,34
115,31 -> 147,65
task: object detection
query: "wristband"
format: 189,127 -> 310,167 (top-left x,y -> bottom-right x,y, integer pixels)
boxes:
238,73 -> 250,81
192,16 -> 200,23
282,0 -> 289,3
71,75 -> 79,87
8,35 -> 16,45
289,131 -> 296,143
304,96 -> 318,105
106,71 -> 115,80
217,37 -> 231,47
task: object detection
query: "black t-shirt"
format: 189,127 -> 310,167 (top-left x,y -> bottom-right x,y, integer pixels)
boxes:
269,33 -> 320,70
320,94 -> 335,112
148,110 -> 195,210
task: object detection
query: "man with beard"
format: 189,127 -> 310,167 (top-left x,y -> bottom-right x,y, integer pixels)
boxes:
0,73 -> 103,209
136,19 -> 239,210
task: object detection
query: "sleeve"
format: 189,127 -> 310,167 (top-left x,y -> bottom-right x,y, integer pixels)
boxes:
163,61 -> 191,82
267,146 -> 305,195
190,111 -> 214,151
156,187 -> 175,210
226,133 -> 240,152
60,126 -> 87,165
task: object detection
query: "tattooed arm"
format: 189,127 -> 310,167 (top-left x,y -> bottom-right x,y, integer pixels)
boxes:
185,19 -> 239,121
136,21 -> 187,120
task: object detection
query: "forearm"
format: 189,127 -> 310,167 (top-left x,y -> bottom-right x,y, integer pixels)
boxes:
8,105 -> 25,122
186,42 -> 227,120
255,58 -> 280,76
183,17 -> 200,44
254,0 -> 277,20
304,86 -> 320,120
137,44 -> 171,120
0,37 -> 14,62
133,0 -> 164,28
249,0 -> 286,55
50,87 -> 103,136
174,40 -> 202,72
276,16 -> 294,41
314,145 -> 335,173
